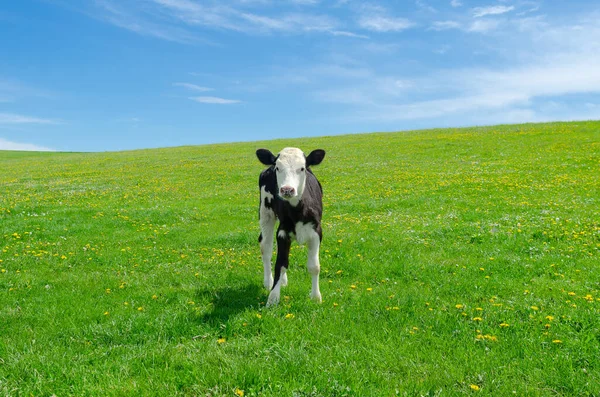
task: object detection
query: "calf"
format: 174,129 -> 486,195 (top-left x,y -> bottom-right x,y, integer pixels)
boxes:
256,147 -> 326,306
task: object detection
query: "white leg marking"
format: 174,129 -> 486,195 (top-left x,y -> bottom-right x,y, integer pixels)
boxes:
267,267 -> 286,307
259,189 -> 276,290
306,231 -> 322,303
281,271 -> 288,287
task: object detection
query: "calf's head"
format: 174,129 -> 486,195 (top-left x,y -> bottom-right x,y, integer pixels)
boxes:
256,147 -> 325,202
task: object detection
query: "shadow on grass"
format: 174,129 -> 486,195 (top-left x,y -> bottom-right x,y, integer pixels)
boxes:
195,282 -> 264,326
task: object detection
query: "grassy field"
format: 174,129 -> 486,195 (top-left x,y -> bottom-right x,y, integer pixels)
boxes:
1,121 -> 599,396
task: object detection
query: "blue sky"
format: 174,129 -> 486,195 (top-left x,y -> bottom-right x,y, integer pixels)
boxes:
1,0 -> 599,152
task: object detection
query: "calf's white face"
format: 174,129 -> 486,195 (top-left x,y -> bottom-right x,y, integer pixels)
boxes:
256,146 -> 326,207
275,148 -> 307,202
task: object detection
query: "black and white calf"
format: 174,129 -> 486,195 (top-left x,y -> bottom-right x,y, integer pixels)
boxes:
256,147 -> 326,306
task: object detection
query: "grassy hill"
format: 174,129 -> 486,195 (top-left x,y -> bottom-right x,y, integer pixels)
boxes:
1,121 -> 599,396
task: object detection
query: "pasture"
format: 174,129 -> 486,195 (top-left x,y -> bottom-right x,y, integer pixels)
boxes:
1,121 -> 599,396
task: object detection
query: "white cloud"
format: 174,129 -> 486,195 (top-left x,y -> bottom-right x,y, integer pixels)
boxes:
173,82 -> 213,91
0,113 -> 60,124
431,20 -> 461,30
330,30 -> 370,39
416,0 -> 437,13
358,15 -> 415,32
468,19 -> 501,33
189,96 -> 241,104
450,0 -> 462,7
472,5 -> 515,18
312,13 -> 600,127
290,0 -> 320,5
0,138 -> 55,151
153,0 -> 340,34
93,0 -> 208,44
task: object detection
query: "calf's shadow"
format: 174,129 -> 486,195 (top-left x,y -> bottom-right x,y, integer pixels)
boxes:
194,282 -> 264,327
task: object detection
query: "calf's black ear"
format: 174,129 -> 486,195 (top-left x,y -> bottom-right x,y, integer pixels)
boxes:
306,149 -> 325,167
256,149 -> 277,165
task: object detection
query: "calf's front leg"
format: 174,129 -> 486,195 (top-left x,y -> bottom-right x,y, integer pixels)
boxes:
307,234 -> 322,303
259,209 -> 276,290
267,229 -> 291,307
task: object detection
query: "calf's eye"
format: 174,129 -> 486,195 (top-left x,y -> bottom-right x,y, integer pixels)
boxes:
300,167 -> 305,172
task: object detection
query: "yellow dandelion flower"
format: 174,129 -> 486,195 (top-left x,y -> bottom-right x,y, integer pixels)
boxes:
455,304 -> 464,309
234,388 -> 244,397
568,292 -> 576,296
552,340 -> 562,344
217,338 -> 226,344
545,315 -> 554,321
350,285 -> 356,289
472,317 -> 483,322
285,313 -> 295,319
103,311 -> 109,316
499,322 -> 509,328
470,384 -> 480,391
366,287 -> 373,292
256,313 -> 262,319
530,306 -> 539,311
137,307 -> 144,311
333,302 -> 338,307
105,288 -> 111,294
152,294 -> 158,300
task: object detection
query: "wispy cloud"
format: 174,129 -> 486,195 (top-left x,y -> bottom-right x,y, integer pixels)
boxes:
450,0 -> 463,7
93,0 -> 207,44
472,5 -> 515,18
0,78 -> 56,102
358,15 -> 415,32
416,0 -> 437,13
311,14 -> 600,126
0,112 -> 60,125
430,20 -> 461,30
173,82 -> 213,91
330,30 -> 370,39
290,0 -> 320,5
0,138 -> 56,151
189,96 -> 241,104
468,19 -> 501,33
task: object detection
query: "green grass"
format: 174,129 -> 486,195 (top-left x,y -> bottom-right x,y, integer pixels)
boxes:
1,121 -> 599,396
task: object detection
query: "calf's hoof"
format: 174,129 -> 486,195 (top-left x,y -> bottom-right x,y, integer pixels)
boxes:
266,291 -> 280,307
310,291 -> 322,303
264,276 -> 273,290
